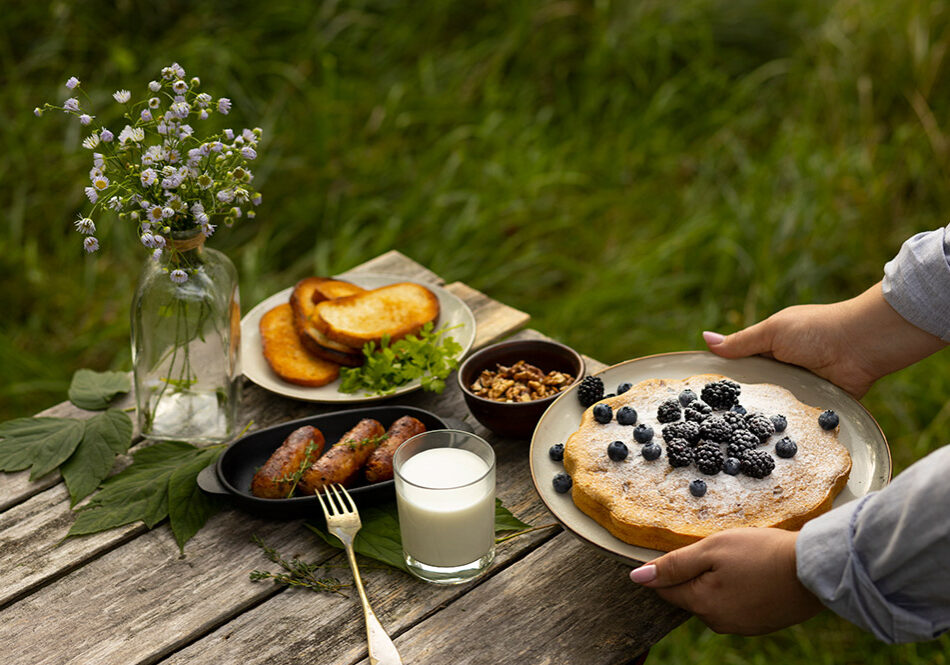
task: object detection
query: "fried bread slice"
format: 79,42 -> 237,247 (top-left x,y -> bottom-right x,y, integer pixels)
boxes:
260,304 -> 340,387
290,277 -> 365,367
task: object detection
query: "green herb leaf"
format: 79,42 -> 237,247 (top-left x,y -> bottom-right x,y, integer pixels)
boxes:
167,446 -> 225,552
67,369 -> 131,411
61,410 -> 134,505
494,498 -> 532,532
0,417 -> 84,479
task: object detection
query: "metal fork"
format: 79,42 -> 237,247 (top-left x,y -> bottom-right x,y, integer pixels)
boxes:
316,484 -> 403,665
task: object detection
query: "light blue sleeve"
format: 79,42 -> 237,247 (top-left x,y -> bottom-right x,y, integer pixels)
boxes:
882,222 -> 950,341
796,445 -> 950,643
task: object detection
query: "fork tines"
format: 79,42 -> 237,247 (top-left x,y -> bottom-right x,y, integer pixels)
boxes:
316,483 -> 357,516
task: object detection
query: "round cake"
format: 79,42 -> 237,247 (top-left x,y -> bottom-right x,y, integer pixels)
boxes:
562,374 -> 852,551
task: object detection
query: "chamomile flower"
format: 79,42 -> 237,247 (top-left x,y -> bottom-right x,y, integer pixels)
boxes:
84,186 -> 98,203
141,109 -> 153,122
195,93 -> 212,108
161,206 -> 174,218
229,206 -> 242,218
74,216 -> 96,234
79,114 -> 94,126
201,222 -> 216,237
216,189 -> 235,203
82,133 -> 100,149
241,147 -> 257,160
93,153 -> 105,168
152,234 -> 166,248
113,89 -> 131,103
100,128 -> 113,142
147,205 -> 165,222
217,98 -> 231,114
169,269 -> 188,284
118,125 -> 144,144
64,97 -> 80,112
148,97 -> 160,109
140,168 -> 158,187
83,236 -> 100,253
91,175 -> 110,191
169,101 -> 190,119
108,196 -> 123,211
223,128 -> 234,140
140,231 -> 156,248
66,76 -> 80,89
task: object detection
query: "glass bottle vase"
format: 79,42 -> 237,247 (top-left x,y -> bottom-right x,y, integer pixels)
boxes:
131,233 -> 241,443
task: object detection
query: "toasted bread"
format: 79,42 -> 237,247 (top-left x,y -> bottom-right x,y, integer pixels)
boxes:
313,282 -> 440,349
289,278 -> 364,367
260,304 -> 340,387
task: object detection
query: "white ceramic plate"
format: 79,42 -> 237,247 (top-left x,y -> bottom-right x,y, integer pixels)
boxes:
240,274 -> 477,403
529,351 -> 891,564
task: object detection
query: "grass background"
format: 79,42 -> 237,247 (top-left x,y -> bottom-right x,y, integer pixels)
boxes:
3,0 -> 950,661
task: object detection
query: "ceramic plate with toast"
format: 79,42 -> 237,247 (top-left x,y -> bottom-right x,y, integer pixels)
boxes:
529,351 -> 891,564
241,274 -> 477,403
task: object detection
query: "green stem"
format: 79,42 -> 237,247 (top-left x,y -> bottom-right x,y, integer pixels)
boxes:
494,523 -> 560,544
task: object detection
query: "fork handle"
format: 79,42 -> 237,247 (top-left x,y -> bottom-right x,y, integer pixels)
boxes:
343,544 -> 403,665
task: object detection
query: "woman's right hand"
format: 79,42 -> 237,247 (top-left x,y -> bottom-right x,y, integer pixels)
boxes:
703,282 -> 947,399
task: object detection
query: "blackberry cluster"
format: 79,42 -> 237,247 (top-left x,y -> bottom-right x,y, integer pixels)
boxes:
684,402 -> 713,423
666,438 -> 693,468
577,376 -> 604,407
745,413 -> 776,442
701,380 -> 741,410
699,415 -> 732,443
694,441 -> 724,475
662,420 -> 701,445
740,449 -> 775,479
727,428 -> 760,458
656,399 -> 682,423
721,411 -> 745,431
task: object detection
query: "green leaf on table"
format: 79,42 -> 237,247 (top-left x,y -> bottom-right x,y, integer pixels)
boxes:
0,417 -> 84,479
494,498 -> 532,533
61,410 -> 134,506
167,445 -> 226,552
68,369 -> 131,410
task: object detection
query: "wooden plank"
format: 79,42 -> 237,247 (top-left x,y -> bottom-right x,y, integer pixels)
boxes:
342,250 -> 444,284
445,281 -> 530,350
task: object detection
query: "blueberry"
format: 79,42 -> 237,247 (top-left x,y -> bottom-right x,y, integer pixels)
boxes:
775,437 -> 798,458
818,410 -> 839,430
617,382 -> 633,395
689,479 -> 707,497
678,389 -> 697,406
641,442 -> 662,461
607,440 -> 628,461
603,393 -> 616,400
731,404 -> 747,415
549,443 -> 565,462
593,404 -> 613,424
633,424 -> 654,443
771,414 -> 788,433
553,472 -> 573,494
723,457 -> 741,475
617,406 -> 638,426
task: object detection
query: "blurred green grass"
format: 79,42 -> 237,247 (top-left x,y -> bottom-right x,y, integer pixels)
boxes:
2,0 -> 949,660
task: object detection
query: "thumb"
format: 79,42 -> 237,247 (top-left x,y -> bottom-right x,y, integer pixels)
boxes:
629,542 -> 713,589
703,320 -> 775,359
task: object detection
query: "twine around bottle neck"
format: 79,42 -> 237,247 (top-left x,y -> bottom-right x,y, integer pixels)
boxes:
171,233 -> 205,253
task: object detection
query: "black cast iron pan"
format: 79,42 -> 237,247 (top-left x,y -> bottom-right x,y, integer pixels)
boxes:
197,405 -> 473,518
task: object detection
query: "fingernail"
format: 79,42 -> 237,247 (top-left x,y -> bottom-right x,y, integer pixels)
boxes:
629,564 -> 657,584
703,331 -> 725,346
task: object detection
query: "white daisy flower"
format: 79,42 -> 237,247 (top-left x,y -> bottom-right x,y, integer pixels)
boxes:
83,236 -> 99,253
141,109 -> 153,122
161,206 -> 174,218
201,222 -> 216,237
118,125 -> 144,144
148,97 -> 160,109
93,153 -> 105,168
65,76 -> 80,89
172,80 -> 188,94
195,93 -> 212,108
252,194 -> 262,206
246,210 -> 256,219
74,217 -> 96,234
217,98 -> 231,114
84,186 -> 98,203
92,175 -> 110,191
241,147 -> 257,160
169,269 -> 188,284
198,109 -> 209,120
100,128 -> 113,142
169,101 -> 190,119
148,205 -> 164,222
79,114 -> 94,126
229,206 -> 242,218
140,231 -> 156,248
113,90 -> 131,103
216,189 -> 234,203
82,133 -> 100,149
64,97 -> 80,112
140,168 -> 158,187
178,124 -> 193,138
151,248 -> 163,262
153,234 -> 166,248
190,76 -> 200,87
108,196 -> 123,211
33,107 -> 43,117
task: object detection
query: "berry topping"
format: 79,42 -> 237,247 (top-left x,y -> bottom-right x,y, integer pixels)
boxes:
689,479 -> 707,497
577,376 -> 604,407
548,443 -> 564,462
818,410 -> 839,430
727,428 -> 760,457
740,449 -> 775,479
746,413 -> 776,442
617,382 -> 633,395
607,440 -> 628,461
641,442 -> 662,461
722,457 -> 741,475
684,401 -> 713,423
633,424 -> 654,443
699,415 -> 732,443
721,411 -> 745,430
770,414 -> 788,433
775,437 -> 798,458
678,389 -> 697,406
616,406 -> 638,426
662,420 -> 701,445
603,393 -> 616,400
694,441 -> 724,475
552,472 -> 573,494
701,379 -> 741,410
657,399 -> 682,423
666,438 -> 693,468
593,403 -> 613,424
731,404 -> 748,415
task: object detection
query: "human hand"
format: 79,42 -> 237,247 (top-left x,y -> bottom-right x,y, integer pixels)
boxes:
629,528 -> 824,635
703,282 -> 947,398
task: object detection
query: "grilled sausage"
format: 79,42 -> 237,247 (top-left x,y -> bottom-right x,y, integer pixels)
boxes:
363,416 -> 427,483
250,425 -> 325,498
297,418 -> 385,493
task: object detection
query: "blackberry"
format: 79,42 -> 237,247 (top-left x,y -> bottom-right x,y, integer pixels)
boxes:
746,413 -> 776,442
699,415 -> 732,443
678,389 -> 697,407
818,410 -> 840,430
722,457 -> 741,475
617,382 -> 633,395
701,380 -> 741,410
616,406 -> 638,426
593,403 -> 613,424
727,428 -> 760,458
689,479 -> 708,497
656,399 -> 682,424
548,443 -> 564,462
771,414 -> 788,433
721,411 -> 745,431
641,442 -> 662,461
740,449 -> 775,479
775,437 -> 798,459
731,404 -> 748,415
552,472 -> 573,494
662,420 -> 701,445
684,402 -> 713,423
633,424 -> 654,444
607,440 -> 628,462
666,438 -> 693,468
577,376 -> 604,407
694,441 -> 724,475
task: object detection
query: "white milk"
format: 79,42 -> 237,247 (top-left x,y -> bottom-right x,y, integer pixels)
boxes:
395,447 -> 495,567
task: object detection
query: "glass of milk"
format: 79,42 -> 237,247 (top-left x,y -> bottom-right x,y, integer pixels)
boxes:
393,429 -> 496,585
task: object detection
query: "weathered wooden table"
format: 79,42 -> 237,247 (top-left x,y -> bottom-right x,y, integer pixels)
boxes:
0,251 -> 687,665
